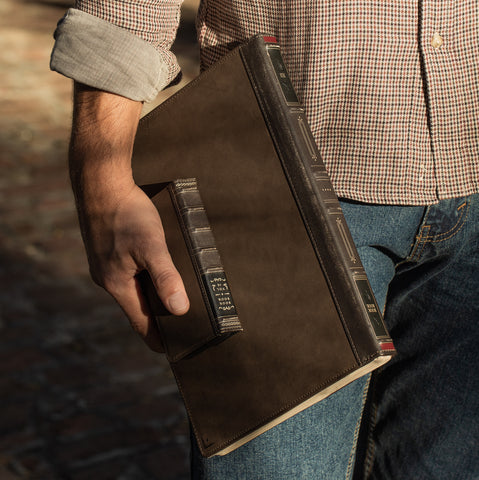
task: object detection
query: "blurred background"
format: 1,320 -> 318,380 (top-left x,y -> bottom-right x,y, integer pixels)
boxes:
0,0 -> 200,478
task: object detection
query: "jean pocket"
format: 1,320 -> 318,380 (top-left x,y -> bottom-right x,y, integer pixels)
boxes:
406,197 -> 470,262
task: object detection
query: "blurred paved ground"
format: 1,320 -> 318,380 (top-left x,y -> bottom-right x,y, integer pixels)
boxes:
0,1 -> 199,478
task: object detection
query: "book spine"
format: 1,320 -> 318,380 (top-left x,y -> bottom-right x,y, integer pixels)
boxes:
240,36 -> 395,361
168,178 -> 243,335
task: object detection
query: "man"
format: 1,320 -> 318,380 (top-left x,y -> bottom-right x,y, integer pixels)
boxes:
51,1 -> 479,478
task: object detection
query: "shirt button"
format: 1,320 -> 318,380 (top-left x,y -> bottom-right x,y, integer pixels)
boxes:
431,32 -> 444,49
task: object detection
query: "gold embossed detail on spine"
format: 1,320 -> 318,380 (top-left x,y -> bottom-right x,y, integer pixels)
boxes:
335,217 -> 358,265
169,179 -> 242,336
353,275 -> 389,339
258,36 -> 393,356
297,115 -> 318,162
266,45 -> 300,106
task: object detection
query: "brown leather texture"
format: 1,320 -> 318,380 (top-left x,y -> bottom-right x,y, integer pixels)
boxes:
140,182 -> 241,362
132,38 -> 389,457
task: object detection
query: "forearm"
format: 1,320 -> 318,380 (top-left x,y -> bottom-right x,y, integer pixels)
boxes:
69,82 -> 142,215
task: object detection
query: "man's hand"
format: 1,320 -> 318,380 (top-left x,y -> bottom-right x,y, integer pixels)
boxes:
69,83 -> 189,351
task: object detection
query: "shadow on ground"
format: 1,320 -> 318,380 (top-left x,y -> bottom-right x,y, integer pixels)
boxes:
0,1 -> 199,478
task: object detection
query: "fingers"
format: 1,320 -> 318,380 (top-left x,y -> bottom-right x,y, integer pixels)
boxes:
108,275 -> 165,352
98,246 -> 188,351
97,225 -> 189,351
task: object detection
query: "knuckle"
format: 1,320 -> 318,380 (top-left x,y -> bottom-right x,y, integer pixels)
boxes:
151,267 -> 179,290
145,251 -> 181,291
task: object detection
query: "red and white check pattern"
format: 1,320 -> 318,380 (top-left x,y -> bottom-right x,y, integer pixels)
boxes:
76,0 -> 479,205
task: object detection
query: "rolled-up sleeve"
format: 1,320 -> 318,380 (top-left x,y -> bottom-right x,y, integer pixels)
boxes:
50,1 -> 184,102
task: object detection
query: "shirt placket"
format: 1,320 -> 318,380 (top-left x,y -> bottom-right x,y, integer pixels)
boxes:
419,0 -> 454,200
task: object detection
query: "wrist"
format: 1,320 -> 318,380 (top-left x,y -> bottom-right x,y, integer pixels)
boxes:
70,161 -> 136,214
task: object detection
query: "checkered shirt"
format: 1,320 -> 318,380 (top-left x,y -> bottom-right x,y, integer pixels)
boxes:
74,0 -> 479,205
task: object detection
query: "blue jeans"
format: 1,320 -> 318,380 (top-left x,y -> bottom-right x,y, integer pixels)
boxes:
191,194 -> 479,479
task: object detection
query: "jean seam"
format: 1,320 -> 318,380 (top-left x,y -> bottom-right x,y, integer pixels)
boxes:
406,200 -> 470,265
422,199 -> 469,243
363,394 -> 378,480
418,199 -> 469,243
408,224 -> 431,263
346,375 -> 372,479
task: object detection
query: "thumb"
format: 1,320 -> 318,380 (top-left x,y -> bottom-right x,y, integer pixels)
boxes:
146,254 -> 190,316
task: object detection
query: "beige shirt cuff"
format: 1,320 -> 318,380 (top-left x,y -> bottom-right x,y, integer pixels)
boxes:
50,9 -> 179,102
